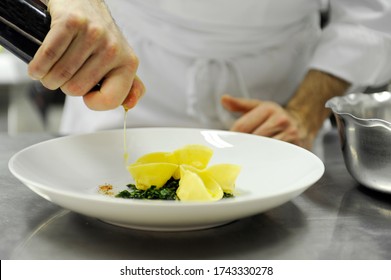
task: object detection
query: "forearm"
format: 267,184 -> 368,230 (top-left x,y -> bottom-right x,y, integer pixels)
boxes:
285,69 -> 350,139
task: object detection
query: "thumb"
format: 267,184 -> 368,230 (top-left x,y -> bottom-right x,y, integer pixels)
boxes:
221,94 -> 261,113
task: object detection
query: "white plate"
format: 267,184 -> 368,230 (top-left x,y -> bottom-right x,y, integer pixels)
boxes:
9,128 -> 324,231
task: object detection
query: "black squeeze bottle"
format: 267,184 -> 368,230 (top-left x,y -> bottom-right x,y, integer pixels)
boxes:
0,0 -> 50,63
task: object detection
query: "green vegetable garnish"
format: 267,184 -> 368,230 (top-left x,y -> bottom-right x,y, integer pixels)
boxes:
116,177 -> 178,200
115,177 -> 234,201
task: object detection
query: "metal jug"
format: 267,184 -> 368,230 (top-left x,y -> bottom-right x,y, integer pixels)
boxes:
326,92 -> 391,192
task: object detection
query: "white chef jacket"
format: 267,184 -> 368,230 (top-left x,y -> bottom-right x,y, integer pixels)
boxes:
59,0 -> 391,134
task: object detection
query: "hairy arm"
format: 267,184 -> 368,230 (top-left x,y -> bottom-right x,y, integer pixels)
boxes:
285,69 -> 350,148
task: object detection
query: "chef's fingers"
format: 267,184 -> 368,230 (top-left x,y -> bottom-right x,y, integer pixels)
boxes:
225,95 -> 310,148
230,106 -> 270,133
231,102 -> 300,138
231,101 -> 290,136
252,111 -> 294,137
58,37 -> 138,93
82,65 -> 139,111
38,22 -> 104,90
221,94 -> 260,113
27,18 -> 77,80
252,110 -> 312,149
122,76 -> 146,110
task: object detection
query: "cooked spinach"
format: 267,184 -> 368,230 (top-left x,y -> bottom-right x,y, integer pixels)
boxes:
115,177 -> 234,201
116,177 -> 178,200
223,192 -> 234,198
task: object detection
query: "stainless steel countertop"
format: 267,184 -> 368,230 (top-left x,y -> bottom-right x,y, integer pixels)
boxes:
1,130 -> 391,260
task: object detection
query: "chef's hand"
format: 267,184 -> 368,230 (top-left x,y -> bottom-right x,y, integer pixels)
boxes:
221,95 -> 312,149
221,70 -> 351,150
28,0 -> 145,110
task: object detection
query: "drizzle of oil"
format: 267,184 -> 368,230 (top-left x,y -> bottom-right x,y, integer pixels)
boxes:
123,107 -> 129,166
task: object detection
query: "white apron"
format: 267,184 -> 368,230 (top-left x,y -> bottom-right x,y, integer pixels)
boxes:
60,0 -> 322,134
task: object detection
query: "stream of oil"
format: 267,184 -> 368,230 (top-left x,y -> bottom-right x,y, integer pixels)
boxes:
123,107 -> 129,166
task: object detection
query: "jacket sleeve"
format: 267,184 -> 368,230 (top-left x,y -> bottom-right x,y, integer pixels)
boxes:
309,0 -> 391,87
